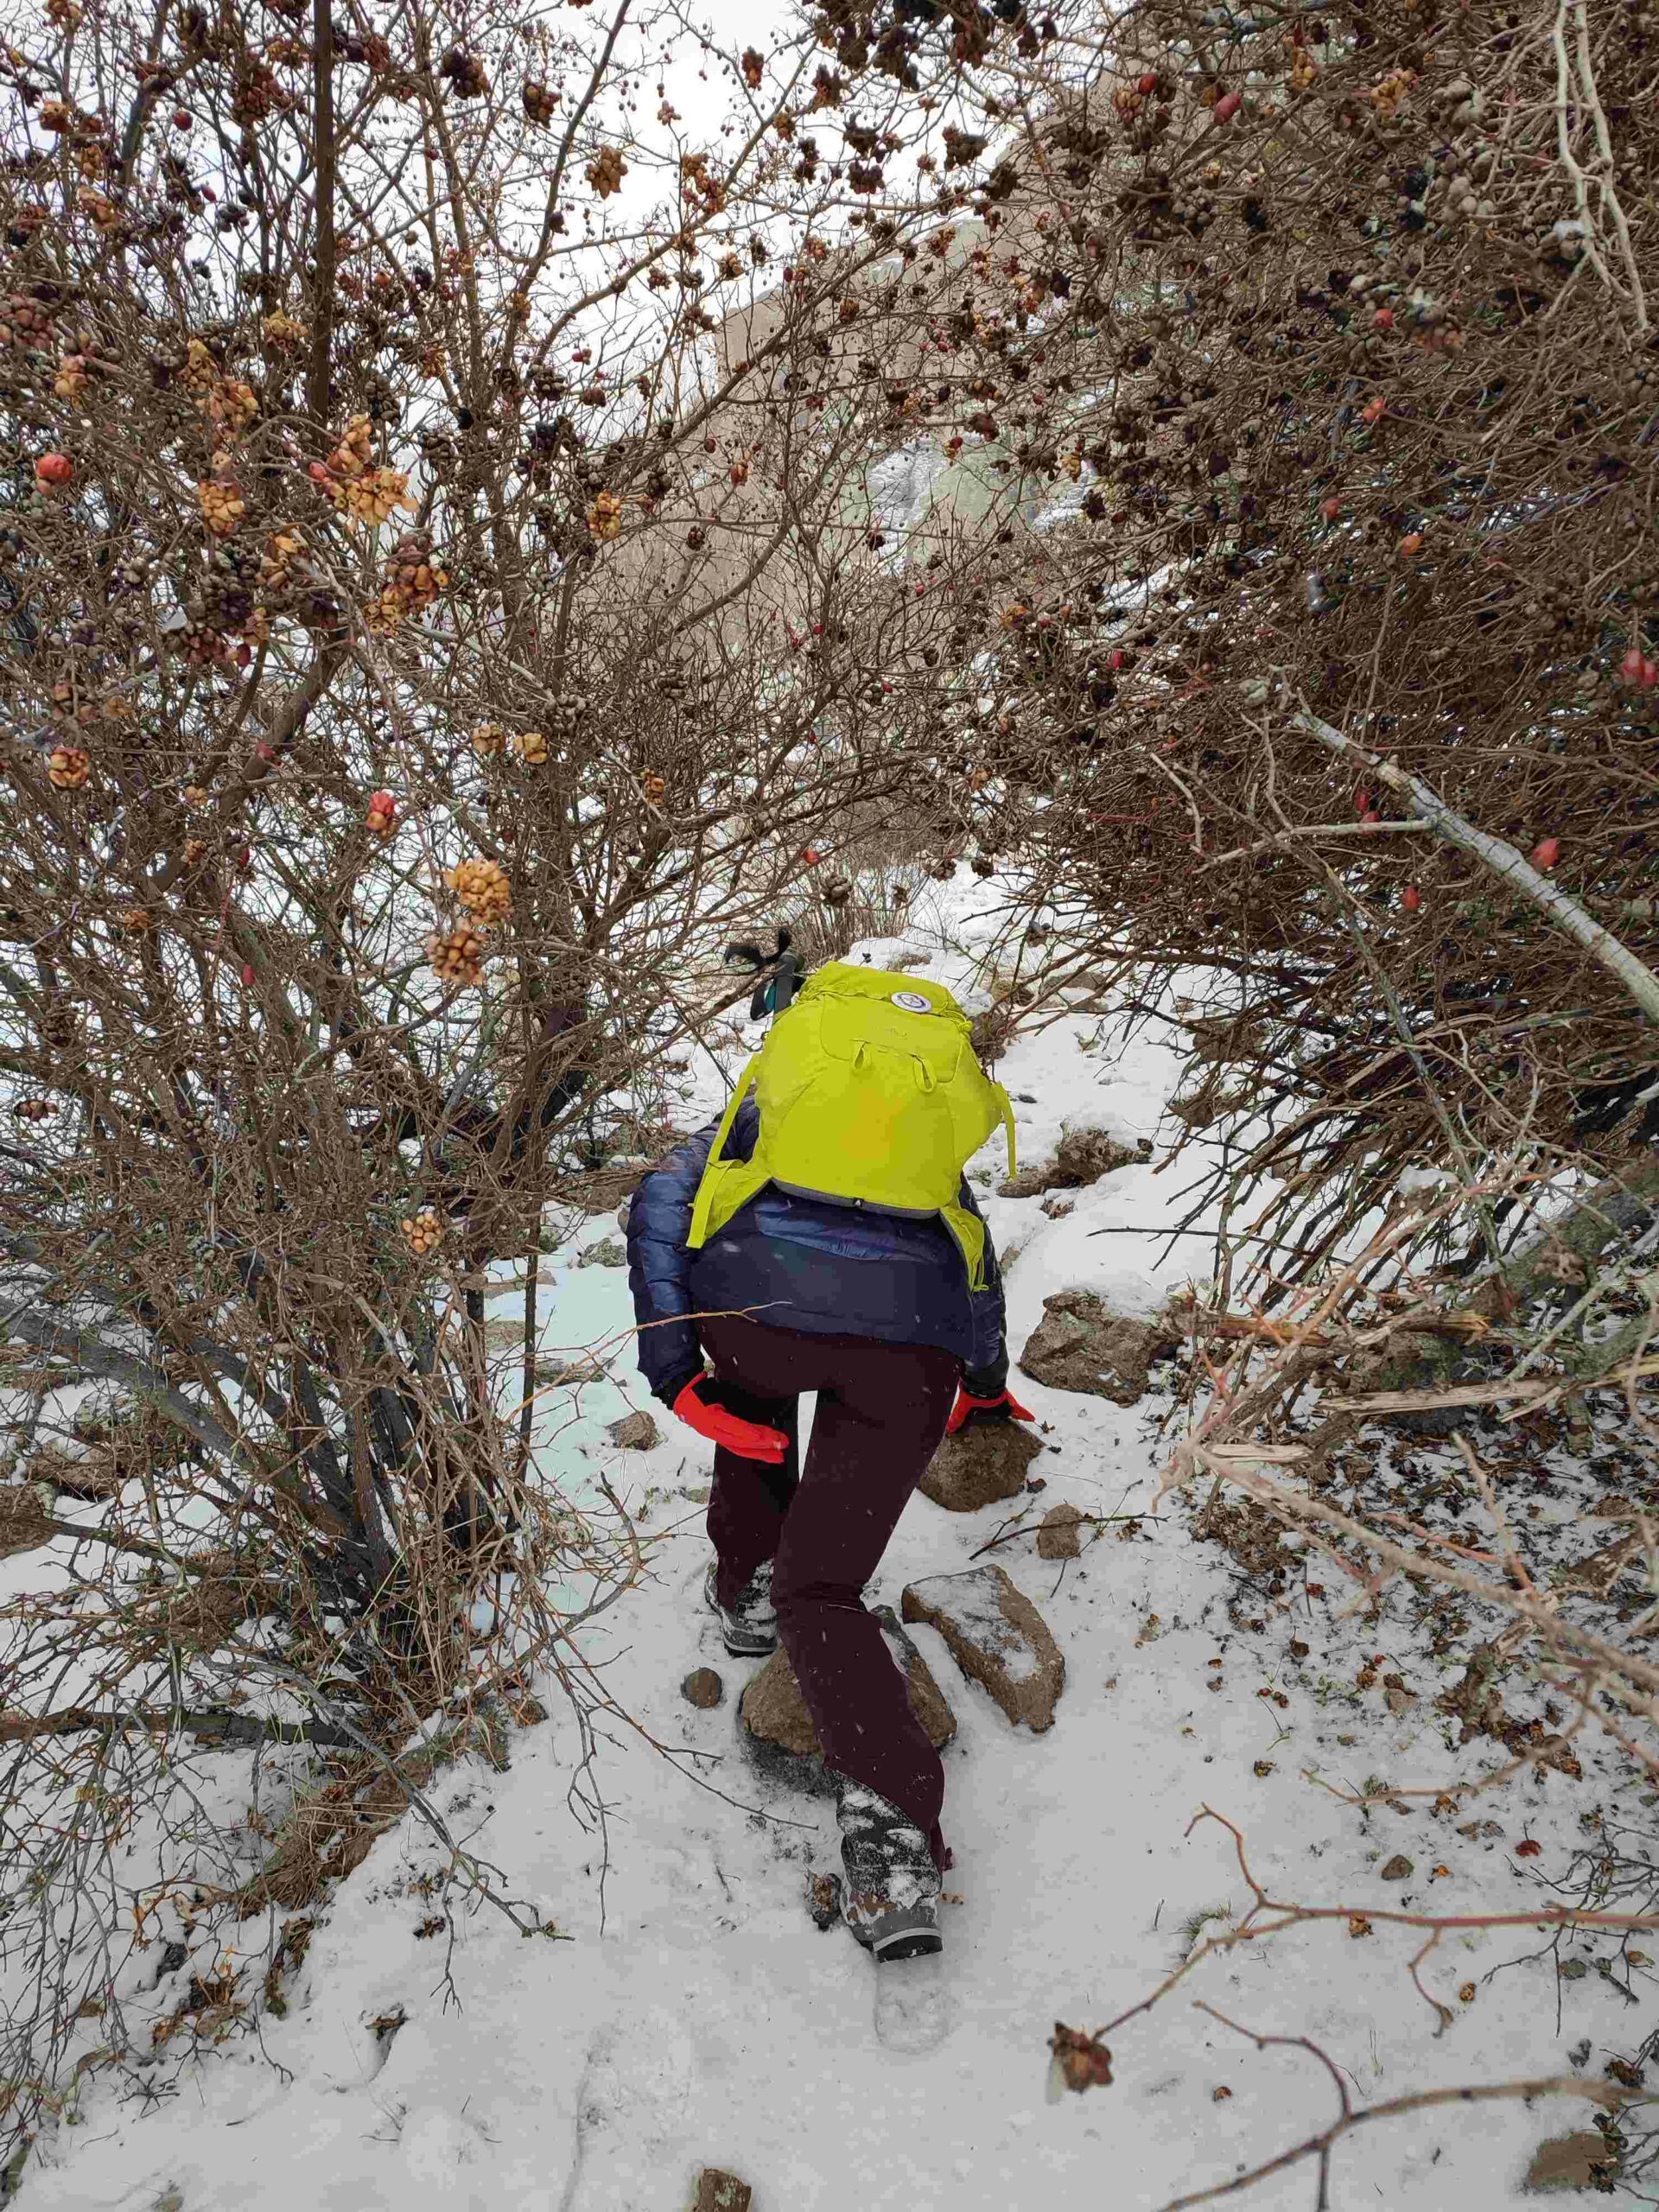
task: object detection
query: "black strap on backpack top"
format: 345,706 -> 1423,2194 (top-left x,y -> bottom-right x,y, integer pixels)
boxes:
724,929 -> 804,1024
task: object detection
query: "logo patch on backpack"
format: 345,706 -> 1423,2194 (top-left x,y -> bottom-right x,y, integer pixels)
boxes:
890,990 -> 931,1013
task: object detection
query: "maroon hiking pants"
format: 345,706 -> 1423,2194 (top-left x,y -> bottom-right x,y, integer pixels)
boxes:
697,1316 -> 960,1872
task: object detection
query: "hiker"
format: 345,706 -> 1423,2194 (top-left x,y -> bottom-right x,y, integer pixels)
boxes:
626,958 -> 1032,1963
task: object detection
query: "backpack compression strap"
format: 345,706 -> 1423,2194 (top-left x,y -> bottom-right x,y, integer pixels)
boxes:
686,1057 -> 759,1252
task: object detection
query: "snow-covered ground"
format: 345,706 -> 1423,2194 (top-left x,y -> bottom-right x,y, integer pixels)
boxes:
11,893 -> 1647,2210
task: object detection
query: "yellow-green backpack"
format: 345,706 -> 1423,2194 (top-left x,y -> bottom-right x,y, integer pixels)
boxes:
686,963 -> 1016,1289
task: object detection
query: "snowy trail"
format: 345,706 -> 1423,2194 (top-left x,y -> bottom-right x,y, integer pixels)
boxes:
16,913 -> 1636,2209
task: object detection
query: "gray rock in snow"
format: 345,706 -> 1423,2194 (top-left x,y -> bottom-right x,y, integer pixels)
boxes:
1035,1502 -> 1087,1559
1018,1288 -> 1180,1404
919,1418 -> 1044,1511
606,1409 -> 660,1451
693,2171 -> 753,2212
738,1607 -> 956,1795
998,1121 -> 1150,1199
901,1565 -> 1065,1732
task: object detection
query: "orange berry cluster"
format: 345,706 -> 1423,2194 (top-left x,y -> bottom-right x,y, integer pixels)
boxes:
259,527 -> 305,586
400,1208 -> 443,1255
1,294 -> 54,346
198,479 -> 245,538
424,925 -> 486,988
315,416 -> 414,526
366,530 -> 449,630
444,855 -> 512,924
511,729 -> 548,766
48,745 -> 90,789
587,488 -> 623,540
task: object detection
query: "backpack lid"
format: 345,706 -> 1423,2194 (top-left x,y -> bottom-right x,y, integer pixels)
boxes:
792,961 -> 974,1030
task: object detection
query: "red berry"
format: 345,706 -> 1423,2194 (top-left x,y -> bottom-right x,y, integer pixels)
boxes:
234,843 -> 251,868
1402,884 -> 1421,912
1643,658 -> 1659,691
1109,647 -> 1128,671
1354,786 -> 1371,815
1360,809 -> 1381,826
1622,645 -> 1646,681
803,846 -> 823,864
1531,836 -> 1560,869
1320,495 -> 1342,520
1373,308 -> 1395,330
1213,90 -> 1243,121
369,789 -> 395,815
254,741 -> 275,762
240,963 -> 256,986
35,452 -> 73,488
173,107 -> 192,128
1138,71 -> 1158,92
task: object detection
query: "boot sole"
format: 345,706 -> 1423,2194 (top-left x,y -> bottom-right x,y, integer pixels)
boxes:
719,1629 -> 778,1657
872,1924 -> 944,1964
845,1897 -> 944,1963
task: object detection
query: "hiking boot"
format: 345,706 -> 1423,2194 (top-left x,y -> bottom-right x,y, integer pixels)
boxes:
835,1778 -> 944,1964
703,1558 -> 778,1657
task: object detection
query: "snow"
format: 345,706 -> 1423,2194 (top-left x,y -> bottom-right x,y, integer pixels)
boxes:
8,886 -> 1645,2211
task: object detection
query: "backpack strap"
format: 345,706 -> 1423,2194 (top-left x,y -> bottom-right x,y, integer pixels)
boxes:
995,1082 -> 1017,1179
940,1203 -> 989,1292
687,1057 -> 760,1252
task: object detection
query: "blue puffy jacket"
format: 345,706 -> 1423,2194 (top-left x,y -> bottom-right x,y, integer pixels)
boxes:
626,1098 -> 1009,1402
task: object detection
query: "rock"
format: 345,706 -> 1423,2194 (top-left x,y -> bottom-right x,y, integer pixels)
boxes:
0,1484 -> 50,1560
607,1409 -> 660,1451
533,1351 -> 613,1388
998,1119 -> 1150,1198
901,1566 -> 1065,1732
24,1442 -> 123,1501
681,1668 -> 723,1709
1036,1502 -> 1086,1559
739,1609 -> 955,1794
1523,2132 -> 1618,2193
1379,1854 -> 1414,1882
919,1419 -> 1045,1511
694,2171 -> 753,2212
1018,1289 -> 1180,1404
576,1235 -> 626,1268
